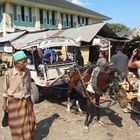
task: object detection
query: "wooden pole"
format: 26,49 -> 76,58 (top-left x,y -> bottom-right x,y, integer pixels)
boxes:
108,42 -> 111,62
3,13 -> 7,37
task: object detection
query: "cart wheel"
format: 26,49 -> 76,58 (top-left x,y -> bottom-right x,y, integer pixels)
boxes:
31,82 -> 39,104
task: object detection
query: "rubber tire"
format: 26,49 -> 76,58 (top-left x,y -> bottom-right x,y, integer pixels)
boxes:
31,82 -> 39,104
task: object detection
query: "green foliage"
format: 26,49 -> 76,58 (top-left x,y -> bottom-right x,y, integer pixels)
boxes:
107,23 -> 130,33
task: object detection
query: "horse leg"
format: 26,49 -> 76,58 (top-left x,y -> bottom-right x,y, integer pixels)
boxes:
67,94 -> 77,112
67,87 -> 79,112
70,92 -> 82,113
95,94 -> 100,121
67,97 -> 71,112
76,100 -> 82,112
84,99 -> 93,129
67,84 -> 73,112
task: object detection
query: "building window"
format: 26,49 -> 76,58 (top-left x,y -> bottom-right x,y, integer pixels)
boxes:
39,9 -> 43,24
52,11 -> 55,25
86,17 -> 88,25
82,17 -> 84,24
78,16 -> 80,25
21,6 -> 25,22
2,4 -> 5,13
46,11 -> 49,24
61,13 -> 64,26
66,14 -> 69,26
70,15 -> 73,27
13,4 -> 17,20
0,6 -> 2,17
28,7 -> 32,22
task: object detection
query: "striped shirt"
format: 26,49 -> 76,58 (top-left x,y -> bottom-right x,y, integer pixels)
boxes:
2,67 -> 31,99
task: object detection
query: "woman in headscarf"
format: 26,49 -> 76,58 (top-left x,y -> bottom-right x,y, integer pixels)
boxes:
2,51 -> 36,140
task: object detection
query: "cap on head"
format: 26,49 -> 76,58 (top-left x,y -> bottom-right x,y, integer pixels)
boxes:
13,51 -> 27,63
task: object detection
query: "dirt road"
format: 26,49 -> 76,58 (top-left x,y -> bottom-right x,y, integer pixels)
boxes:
0,76 -> 140,140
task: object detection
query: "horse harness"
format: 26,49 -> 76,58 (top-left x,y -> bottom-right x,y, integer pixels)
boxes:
77,66 -> 122,108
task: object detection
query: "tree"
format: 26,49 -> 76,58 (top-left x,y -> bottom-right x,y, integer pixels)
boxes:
107,23 -> 130,33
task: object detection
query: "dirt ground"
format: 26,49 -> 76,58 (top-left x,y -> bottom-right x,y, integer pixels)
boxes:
0,76 -> 140,140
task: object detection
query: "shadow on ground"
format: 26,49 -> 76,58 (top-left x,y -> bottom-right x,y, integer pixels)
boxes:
38,87 -> 123,128
33,113 -> 60,140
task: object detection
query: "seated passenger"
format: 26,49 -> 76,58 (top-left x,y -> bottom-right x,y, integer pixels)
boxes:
43,48 -> 55,64
57,51 -> 63,62
66,52 -> 74,62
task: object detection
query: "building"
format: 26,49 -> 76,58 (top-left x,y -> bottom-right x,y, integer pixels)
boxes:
0,0 -> 111,36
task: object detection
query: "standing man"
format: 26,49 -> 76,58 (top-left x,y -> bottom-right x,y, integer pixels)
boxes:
2,51 -> 36,140
111,46 -> 129,80
128,48 -> 140,126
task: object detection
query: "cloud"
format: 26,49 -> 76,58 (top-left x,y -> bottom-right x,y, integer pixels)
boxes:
68,0 -> 92,7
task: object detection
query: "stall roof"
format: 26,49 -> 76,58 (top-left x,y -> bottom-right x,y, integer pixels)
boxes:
0,31 -> 27,43
21,37 -> 79,50
97,24 -> 119,39
5,22 -> 120,50
116,30 -> 132,38
59,23 -> 106,42
12,30 -> 59,49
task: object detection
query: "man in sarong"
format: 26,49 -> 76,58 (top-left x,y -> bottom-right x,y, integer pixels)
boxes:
2,50 -> 36,140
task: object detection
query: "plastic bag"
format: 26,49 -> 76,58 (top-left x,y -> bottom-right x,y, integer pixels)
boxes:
2,112 -> 8,127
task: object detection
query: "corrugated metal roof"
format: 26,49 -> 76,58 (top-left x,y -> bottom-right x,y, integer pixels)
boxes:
4,22 -> 118,50
12,30 -> 59,44
59,23 -> 106,42
25,0 -> 110,20
0,31 -> 27,42
12,30 -> 59,49
116,30 -> 133,38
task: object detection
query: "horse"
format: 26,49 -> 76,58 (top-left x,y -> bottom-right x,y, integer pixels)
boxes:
66,63 -> 128,129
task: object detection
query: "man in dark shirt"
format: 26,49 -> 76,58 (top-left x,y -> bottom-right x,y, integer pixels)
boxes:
111,46 -> 129,80
75,51 -> 84,66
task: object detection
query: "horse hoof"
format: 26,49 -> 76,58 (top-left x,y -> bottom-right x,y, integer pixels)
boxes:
78,109 -> 82,113
105,109 -> 112,114
67,109 -> 71,113
79,110 -> 83,114
84,126 -> 89,132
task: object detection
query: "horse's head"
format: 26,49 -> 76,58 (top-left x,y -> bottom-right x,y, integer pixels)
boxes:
104,64 -> 128,108
97,64 -> 128,108
110,82 -> 128,108
96,64 -> 118,90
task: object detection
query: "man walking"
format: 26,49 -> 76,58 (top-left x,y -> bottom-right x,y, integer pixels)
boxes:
2,51 -> 36,140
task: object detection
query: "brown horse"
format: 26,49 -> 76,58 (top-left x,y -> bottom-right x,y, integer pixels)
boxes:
66,64 -> 128,129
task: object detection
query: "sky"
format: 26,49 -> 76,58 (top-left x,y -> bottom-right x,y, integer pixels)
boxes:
67,0 -> 140,29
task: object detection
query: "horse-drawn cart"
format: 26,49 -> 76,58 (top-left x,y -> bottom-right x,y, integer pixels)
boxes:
20,37 -> 79,103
